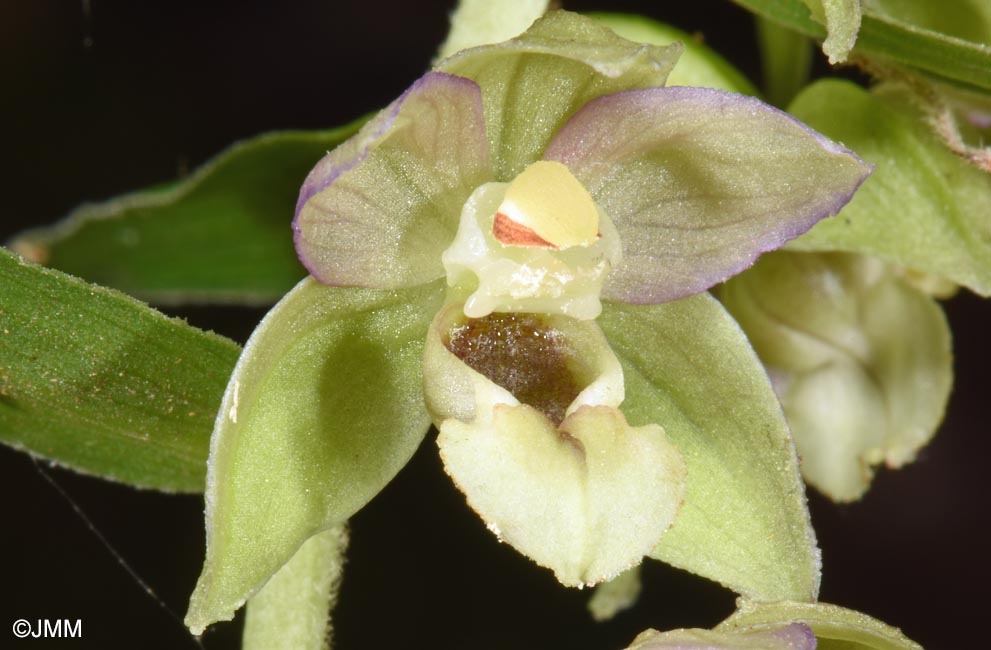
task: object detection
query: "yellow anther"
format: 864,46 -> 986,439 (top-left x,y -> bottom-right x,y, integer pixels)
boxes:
493,161 -> 599,249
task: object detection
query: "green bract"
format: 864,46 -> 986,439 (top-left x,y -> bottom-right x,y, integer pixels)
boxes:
187,10 -> 872,632
788,80 -> 991,296
721,251 -> 952,501
733,0 -> 991,92
801,0 -> 862,64
864,0 -> 991,46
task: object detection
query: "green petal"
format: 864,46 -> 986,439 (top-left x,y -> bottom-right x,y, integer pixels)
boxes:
719,600 -> 923,650
437,0 -> 550,60
587,13 -> 760,95
546,86 -> 871,305
787,80 -> 991,297
243,525 -> 348,650
425,304 -> 685,587
436,10 -> 683,180
0,247 -> 238,492
294,73 -> 491,289
10,124 -> 362,306
185,278 -> 443,634
720,252 -> 952,502
599,295 -> 820,602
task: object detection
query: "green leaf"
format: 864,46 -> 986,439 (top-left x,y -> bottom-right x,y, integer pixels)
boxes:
185,277 -> 443,634
787,80 -> 991,296
11,123 -> 363,306
799,0 -> 862,63
436,0 -> 550,60
599,294 -> 820,603
863,0 -> 991,48
732,0 -> 991,91
243,525 -> 348,650
587,13 -> 760,95
720,252 -> 952,501
436,10 -> 683,179
0,247 -> 239,492
718,600 -> 923,649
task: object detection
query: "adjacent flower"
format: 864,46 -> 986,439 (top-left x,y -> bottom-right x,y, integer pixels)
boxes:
292,11 -> 870,586
720,251 -> 952,501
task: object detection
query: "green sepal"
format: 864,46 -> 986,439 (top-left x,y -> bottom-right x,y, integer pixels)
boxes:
718,600 -> 923,649
587,13 -> 759,95
185,278 -> 443,634
435,10 -> 683,180
627,622 -> 815,649
720,252 -> 952,501
243,525 -> 349,650
599,294 -> 820,602
0,247 -> 238,492
10,123 -> 363,306
787,80 -> 991,296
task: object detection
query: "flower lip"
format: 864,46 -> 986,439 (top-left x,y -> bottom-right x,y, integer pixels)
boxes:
445,312 -> 587,426
423,300 -> 625,429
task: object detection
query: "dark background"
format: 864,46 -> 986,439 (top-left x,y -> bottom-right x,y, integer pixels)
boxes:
1,1 -> 986,648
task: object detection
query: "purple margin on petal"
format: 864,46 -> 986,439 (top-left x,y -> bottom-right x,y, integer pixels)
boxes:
291,71 -> 484,284
629,622 -> 816,650
715,86 -> 876,296
545,86 -> 874,304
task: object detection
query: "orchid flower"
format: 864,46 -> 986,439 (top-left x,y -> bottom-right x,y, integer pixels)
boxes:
186,11 -> 870,633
